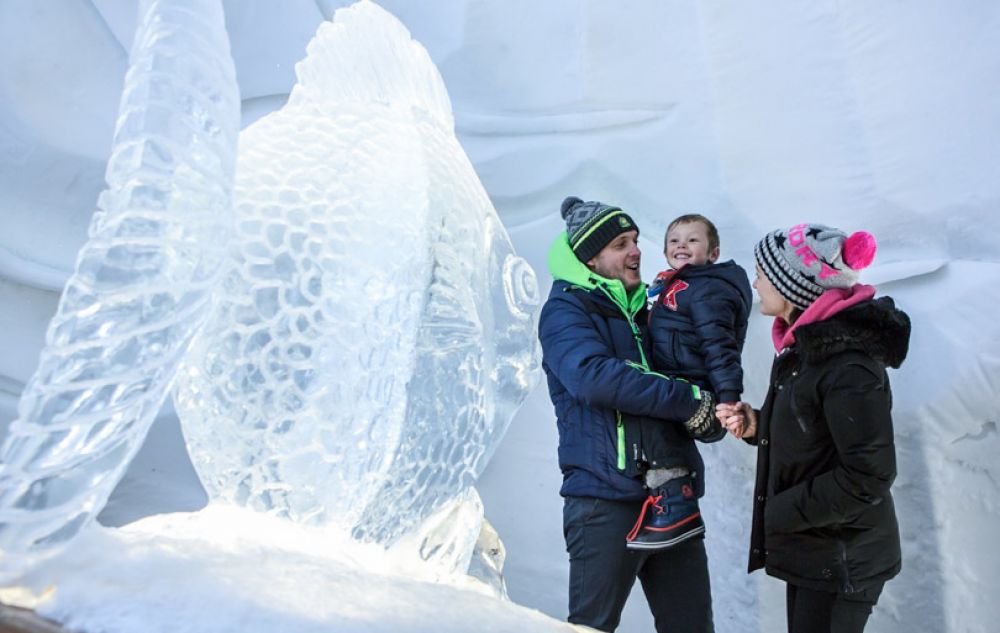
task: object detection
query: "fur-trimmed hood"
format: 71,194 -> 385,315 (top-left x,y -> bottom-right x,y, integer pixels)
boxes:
793,296 -> 910,368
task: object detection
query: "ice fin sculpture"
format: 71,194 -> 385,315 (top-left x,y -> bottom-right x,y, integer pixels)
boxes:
386,487 -> 485,580
173,0 -> 541,550
0,0 -> 239,580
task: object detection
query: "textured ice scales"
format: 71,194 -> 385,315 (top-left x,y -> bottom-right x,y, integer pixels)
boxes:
353,137 -> 540,546
0,0 -> 239,580
174,0 -> 541,548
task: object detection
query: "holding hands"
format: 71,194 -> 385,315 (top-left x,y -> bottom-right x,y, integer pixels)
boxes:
716,401 -> 757,439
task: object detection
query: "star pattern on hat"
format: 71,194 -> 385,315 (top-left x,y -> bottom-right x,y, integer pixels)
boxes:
806,227 -> 822,239
819,256 -> 840,271
774,234 -> 787,249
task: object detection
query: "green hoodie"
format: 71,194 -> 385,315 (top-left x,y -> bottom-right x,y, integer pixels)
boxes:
547,232 -> 651,370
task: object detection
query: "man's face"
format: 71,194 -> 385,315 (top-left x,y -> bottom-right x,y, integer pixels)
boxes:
586,230 -> 642,291
665,221 -> 719,269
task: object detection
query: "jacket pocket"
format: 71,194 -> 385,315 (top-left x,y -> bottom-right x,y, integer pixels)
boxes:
765,531 -> 842,586
616,411 -> 645,478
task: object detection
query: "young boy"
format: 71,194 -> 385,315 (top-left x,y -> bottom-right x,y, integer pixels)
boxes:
625,214 -> 753,550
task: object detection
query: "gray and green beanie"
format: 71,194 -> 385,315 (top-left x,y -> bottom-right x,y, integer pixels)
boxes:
561,196 -> 639,263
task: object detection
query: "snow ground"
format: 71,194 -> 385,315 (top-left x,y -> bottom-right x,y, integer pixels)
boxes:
2,506 -> 583,633
2,1 -> 999,632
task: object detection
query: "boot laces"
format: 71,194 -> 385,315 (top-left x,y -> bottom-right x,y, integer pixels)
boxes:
626,494 -> 664,542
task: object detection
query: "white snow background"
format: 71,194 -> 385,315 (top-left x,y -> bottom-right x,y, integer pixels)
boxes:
1,1 -> 998,632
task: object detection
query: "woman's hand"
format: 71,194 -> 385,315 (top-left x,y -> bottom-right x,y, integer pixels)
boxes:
736,403 -> 758,439
716,401 -> 757,439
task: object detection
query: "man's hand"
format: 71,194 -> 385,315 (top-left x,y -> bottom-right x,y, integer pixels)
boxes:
684,389 -> 725,442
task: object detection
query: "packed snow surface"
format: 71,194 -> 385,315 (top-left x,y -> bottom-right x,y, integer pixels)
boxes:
0,506 -> 576,633
1,1 -> 998,632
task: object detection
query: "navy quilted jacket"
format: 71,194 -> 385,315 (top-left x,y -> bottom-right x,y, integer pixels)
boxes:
648,260 -> 752,403
538,233 -> 706,501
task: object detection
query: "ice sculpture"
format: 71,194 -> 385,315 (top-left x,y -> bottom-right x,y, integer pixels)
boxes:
0,0 -> 239,579
173,0 -> 541,547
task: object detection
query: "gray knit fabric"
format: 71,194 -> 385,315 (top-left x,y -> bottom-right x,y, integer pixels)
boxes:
561,196 -> 638,263
645,467 -> 690,488
754,223 -> 860,310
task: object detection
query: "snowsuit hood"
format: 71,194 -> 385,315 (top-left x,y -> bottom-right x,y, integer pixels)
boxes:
661,260 -> 753,310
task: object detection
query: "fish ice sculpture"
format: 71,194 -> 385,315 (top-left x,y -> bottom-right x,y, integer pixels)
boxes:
0,0 -> 239,580
173,0 -> 541,546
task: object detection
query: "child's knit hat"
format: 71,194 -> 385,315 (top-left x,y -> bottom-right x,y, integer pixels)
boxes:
754,223 -> 877,309
561,196 -> 639,263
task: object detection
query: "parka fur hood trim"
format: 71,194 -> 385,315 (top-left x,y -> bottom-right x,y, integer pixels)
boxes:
793,296 -> 911,369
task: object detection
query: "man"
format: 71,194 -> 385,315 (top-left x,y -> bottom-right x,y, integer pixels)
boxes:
538,196 -> 718,633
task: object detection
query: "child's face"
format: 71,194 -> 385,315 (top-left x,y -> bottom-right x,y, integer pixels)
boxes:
664,221 -> 720,269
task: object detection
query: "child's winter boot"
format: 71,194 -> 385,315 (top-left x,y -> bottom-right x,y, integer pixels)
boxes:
625,477 -> 704,550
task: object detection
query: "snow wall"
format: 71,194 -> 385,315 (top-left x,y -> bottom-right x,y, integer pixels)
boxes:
1,2 -> 997,632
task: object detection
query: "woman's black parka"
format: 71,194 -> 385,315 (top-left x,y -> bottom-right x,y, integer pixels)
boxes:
748,296 -> 911,594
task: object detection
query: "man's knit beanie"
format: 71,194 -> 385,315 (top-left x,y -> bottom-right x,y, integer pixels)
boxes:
561,196 -> 639,264
754,222 -> 877,310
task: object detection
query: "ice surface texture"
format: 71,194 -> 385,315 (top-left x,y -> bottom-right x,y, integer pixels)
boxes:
0,0 -> 239,579
173,1 -> 541,545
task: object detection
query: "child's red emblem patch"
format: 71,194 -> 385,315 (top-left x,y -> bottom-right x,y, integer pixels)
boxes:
660,280 -> 689,311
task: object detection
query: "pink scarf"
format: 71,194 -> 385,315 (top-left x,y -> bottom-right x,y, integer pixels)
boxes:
771,284 -> 876,352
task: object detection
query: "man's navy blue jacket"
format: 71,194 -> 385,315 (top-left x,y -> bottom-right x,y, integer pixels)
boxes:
538,234 -> 707,501
647,261 -> 753,404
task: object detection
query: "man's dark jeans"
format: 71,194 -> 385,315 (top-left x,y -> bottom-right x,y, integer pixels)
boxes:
563,496 -> 714,633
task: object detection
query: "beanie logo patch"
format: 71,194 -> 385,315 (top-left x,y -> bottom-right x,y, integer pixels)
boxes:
618,216 -> 631,228
788,223 -> 840,280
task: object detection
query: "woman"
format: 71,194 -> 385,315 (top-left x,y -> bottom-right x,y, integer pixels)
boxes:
718,223 -> 910,633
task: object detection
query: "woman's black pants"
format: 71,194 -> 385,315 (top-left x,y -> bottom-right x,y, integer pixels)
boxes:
785,582 -> 884,633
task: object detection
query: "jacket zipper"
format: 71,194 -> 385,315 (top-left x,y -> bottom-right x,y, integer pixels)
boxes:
615,411 -> 626,470
626,315 -> 650,369
597,285 -> 649,368
596,284 -> 645,472
837,539 -> 855,593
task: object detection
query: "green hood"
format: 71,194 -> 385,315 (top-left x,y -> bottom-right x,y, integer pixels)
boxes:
547,232 -> 647,317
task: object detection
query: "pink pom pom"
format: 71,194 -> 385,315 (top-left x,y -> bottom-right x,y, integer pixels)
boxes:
843,231 -> 877,270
